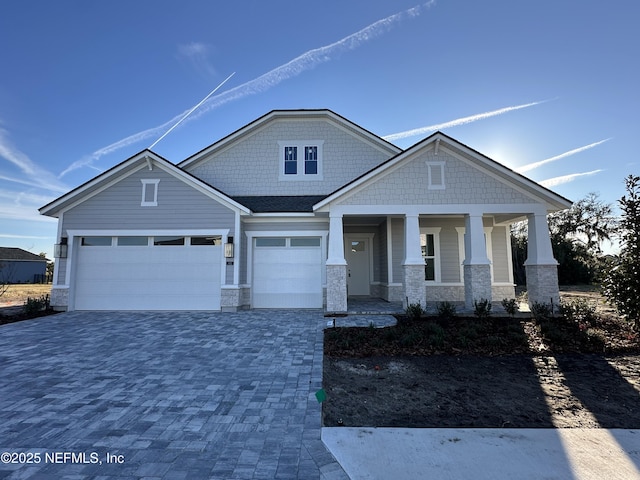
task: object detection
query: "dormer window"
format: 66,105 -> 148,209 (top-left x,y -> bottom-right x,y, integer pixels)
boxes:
279,141 -> 323,181
141,179 -> 160,206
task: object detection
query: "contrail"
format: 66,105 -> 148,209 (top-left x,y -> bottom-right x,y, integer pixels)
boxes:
148,72 -> 235,149
60,1 -> 436,177
539,169 -> 603,188
382,100 -> 549,142
517,138 -> 611,173
0,129 -> 69,193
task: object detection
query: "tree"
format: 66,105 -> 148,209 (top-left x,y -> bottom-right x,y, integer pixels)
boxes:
603,175 -> 640,330
547,192 -> 618,254
0,262 -> 15,297
511,193 -> 617,285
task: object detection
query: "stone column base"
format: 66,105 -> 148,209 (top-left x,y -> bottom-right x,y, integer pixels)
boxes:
221,287 -> 241,312
525,264 -> 560,309
463,264 -> 492,310
403,264 -> 426,309
50,287 -> 69,311
326,264 -> 347,313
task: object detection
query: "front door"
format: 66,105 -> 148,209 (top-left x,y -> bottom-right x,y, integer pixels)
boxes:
345,237 -> 370,296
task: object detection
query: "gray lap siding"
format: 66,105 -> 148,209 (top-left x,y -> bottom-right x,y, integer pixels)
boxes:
59,167 -> 236,285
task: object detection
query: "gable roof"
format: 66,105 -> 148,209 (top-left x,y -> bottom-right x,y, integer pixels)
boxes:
178,109 -> 402,170
0,247 -> 48,262
39,150 -> 251,217
231,195 -> 327,213
314,131 -> 573,212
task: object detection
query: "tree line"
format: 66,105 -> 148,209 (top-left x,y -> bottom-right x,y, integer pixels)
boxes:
512,175 -> 639,329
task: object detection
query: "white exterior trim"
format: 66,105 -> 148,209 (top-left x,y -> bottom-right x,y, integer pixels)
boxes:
40,152 -> 251,217
324,203 -> 550,216
140,179 -> 160,206
278,140 -> 324,181
420,227 -> 442,283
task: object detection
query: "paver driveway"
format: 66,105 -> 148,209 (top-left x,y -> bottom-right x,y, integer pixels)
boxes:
0,311 -> 348,479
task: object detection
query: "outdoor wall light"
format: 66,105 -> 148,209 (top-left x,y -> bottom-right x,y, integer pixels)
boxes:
54,238 -> 68,258
224,236 -> 234,258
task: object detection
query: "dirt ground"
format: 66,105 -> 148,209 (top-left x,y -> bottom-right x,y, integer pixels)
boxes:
323,287 -> 640,429
323,354 -> 640,428
0,284 -> 51,306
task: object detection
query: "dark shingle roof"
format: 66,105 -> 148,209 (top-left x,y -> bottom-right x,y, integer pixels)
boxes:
0,247 -> 48,262
231,195 -> 327,213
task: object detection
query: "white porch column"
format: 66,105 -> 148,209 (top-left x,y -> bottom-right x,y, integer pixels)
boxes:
463,214 -> 492,309
326,213 -> 347,312
403,214 -> 426,309
525,213 -> 560,309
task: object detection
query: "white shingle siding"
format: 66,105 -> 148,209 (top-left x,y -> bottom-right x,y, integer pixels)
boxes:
186,119 -> 393,196
337,151 -> 535,206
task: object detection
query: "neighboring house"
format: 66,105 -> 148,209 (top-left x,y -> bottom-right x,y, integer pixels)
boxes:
39,110 -> 571,312
0,247 -> 48,284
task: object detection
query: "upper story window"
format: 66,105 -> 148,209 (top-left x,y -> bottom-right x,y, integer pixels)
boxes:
141,179 -> 160,206
279,141 -> 324,181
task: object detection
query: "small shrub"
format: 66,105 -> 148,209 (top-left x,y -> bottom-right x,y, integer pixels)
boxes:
400,331 -> 422,347
531,302 -> 553,321
436,301 -> 457,319
585,328 -> 606,351
559,298 -> 599,327
23,294 -> 50,314
405,302 -> 426,321
501,298 -> 519,317
473,298 -> 492,319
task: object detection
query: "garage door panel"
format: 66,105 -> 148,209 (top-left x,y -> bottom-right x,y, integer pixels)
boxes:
75,244 -> 221,310
252,239 -> 322,308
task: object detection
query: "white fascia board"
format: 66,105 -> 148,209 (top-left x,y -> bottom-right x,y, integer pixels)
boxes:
314,152 -> 414,212
329,203 -> 549,217
44,153 -> 250,217
247,212 -> 318,218
180,110 -> 400,170
437,142 -> 572,211
67,228 -> 230,237
39,153 -> 152,216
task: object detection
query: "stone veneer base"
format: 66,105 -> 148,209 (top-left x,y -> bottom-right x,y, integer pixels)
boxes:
525,264 -> 560,309
463,264 -> 492,309
326,264 -> 347,312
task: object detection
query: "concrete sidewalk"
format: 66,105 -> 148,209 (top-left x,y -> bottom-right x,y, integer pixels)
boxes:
323,427 -> 640,480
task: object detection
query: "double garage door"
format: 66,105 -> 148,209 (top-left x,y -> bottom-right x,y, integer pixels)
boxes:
74,235 -> 222,310
252,236 -> 323,308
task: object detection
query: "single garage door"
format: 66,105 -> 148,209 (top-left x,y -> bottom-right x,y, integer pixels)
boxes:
252,237 -> 322,308
74,235 -> 222,310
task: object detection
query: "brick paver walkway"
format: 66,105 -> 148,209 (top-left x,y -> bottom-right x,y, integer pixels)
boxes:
0,311 -> 349,479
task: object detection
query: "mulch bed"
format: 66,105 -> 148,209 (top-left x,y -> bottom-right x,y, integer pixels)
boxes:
322,313 -> 640,428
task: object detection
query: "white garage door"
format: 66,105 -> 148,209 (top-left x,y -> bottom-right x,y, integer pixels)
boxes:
252,237 -> 323,308
74,235 -> 222,310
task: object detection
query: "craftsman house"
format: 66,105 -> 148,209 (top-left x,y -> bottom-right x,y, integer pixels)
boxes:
40,109 -> 570,312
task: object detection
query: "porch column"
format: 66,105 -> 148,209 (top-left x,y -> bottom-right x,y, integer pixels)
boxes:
326,213 -> 347,313
403,214 -> 426,309
463,214 -> 492,309
524,213 -> 560,309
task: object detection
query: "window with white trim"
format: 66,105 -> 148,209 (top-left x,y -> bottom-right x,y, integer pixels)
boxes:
141,179 -> 160,206
278,141 -> 323,180
420,228 -> 441,282
426,162 -> 445,190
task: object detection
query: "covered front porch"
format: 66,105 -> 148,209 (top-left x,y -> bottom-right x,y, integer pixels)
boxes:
324,209 -> 559,314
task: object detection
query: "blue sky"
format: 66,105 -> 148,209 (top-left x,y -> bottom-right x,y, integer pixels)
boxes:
1,0 -> 638,258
